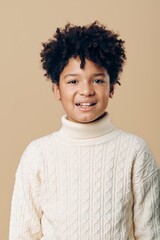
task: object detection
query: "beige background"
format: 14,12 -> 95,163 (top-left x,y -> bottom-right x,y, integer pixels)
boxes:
0,0 -> 160,238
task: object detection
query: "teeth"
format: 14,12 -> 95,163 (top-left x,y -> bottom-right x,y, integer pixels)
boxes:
81,103 -> 92,106
76,103 -> 95,106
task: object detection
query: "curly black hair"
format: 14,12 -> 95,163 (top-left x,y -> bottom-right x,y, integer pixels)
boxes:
40,21 -> 126,85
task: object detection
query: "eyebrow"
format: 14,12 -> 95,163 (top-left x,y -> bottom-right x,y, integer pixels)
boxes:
64,74 -> 80,78
93,73 -> 106,77
64,73 -> 106,78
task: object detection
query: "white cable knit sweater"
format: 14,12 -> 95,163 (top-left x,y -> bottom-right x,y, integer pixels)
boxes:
9,113 -> 160,239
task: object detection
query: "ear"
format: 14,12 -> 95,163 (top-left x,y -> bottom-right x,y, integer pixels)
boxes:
53,84 -> 61,100
109,84 -> 115,98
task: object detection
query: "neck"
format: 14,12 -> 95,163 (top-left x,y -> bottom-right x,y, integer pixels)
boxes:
58,112 -> 116,139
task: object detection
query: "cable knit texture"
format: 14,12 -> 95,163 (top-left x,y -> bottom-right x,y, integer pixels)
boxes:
9,113 -> 160,239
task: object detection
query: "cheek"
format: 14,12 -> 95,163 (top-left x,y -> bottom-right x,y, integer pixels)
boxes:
100,89 -> 110,99
102,91 -> 110,106
60,88 -> 76,103
62,87 -> 77,99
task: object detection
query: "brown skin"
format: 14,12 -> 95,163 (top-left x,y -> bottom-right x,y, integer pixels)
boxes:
54,57 -> 115,123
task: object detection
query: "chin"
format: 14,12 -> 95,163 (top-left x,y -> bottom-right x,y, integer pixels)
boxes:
76,115 -> 104,124
68,112 -> 106,124
68,117 -> 94,124
83,112 -> 106,123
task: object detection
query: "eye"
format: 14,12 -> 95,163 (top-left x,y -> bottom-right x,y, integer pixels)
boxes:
93,79 -> 105,84
68,80 -> 77,84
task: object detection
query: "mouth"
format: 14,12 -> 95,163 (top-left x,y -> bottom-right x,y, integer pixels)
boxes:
75,102 -> 96,107
75,102 -> 97,111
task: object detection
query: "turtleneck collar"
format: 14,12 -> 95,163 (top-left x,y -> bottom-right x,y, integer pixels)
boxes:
58,112 -> 116,139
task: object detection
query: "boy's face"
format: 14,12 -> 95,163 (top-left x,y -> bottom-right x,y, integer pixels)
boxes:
54,57 -> 114,123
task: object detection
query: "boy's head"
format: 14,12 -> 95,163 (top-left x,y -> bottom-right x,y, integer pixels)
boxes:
41,21 -> 126,86
40,21 -> 126,123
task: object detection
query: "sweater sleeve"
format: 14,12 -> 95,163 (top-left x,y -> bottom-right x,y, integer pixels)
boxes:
9,141 -> 43,240
132,139 -> 160,239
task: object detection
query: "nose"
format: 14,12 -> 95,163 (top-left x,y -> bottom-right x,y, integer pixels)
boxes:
79,82 -> 95,96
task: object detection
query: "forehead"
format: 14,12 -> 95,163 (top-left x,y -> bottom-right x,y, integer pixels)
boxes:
60,57 -> 108,77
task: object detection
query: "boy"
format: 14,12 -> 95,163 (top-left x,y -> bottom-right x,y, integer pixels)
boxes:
9,21 -> 160,239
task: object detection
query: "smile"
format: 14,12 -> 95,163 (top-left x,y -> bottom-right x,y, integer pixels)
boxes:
75,102 -> 96,107
75,102 -> 97,112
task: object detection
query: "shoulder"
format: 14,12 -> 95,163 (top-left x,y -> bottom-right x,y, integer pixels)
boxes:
117,129 -> 159,166
24,131 -> 58,152
118,130 -> 160,179
117,129 -> 149,153
19,132 -> 57,170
